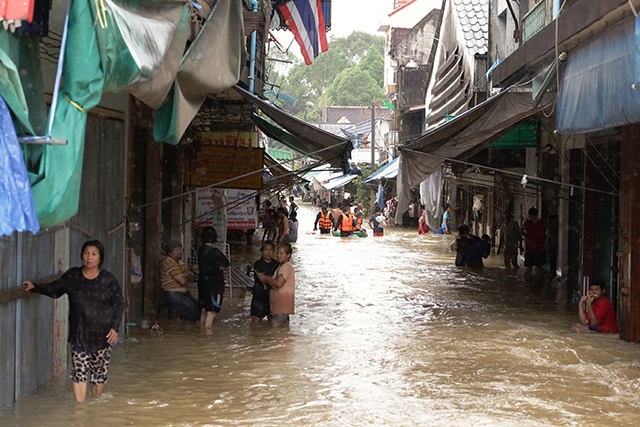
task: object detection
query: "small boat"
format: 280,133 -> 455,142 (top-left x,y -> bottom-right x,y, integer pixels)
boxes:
332,230 -> 368,238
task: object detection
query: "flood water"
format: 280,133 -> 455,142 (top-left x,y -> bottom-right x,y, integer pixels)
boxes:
3,203 -> 640,426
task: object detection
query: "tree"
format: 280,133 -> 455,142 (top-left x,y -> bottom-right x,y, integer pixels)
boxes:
326,67 -> 384,106
275,31 -> 385,117
358,47 -> 385,88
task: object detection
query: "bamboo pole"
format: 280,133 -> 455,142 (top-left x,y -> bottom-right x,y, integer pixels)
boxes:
0,273 -> 63,305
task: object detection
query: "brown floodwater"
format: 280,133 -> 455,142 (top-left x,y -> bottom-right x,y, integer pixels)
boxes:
3,203 -> 640,426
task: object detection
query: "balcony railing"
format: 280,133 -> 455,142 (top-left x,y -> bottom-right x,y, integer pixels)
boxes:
522,0 -> 549,43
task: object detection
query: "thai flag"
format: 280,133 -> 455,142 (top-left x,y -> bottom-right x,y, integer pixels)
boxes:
279,0 -> 328,65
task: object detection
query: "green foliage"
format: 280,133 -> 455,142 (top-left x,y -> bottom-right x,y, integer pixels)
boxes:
326,67 -> 384,106
358,48 -> 385,88
276,31 -> 385,117
352,165 -> 378,212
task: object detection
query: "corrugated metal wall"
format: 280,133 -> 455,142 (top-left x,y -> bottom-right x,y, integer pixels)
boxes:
0,232 -> 56,406
0,114 -> 126,407
69,116 -> 126,281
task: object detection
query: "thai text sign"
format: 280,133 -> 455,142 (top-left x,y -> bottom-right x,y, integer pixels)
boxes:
194,188 -> 227,231
226,189 -> 259,229
185,146 -> 264,189
200,131 -> 257,147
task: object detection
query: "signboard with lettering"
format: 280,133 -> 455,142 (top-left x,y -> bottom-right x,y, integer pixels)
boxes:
200,131 -> 257,148
194,188 -> 227,235
185,146 -> 264,189
226,189 -> 259,229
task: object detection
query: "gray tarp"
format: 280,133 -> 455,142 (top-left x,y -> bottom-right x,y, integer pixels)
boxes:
235,85 -> 352,168
396,90 -> 551,224
155,0 -> 244,144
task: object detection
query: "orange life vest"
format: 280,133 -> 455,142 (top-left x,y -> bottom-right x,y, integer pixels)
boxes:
356,216 -> 363,228
319,212 -> 332,229
340,213 -> 354,232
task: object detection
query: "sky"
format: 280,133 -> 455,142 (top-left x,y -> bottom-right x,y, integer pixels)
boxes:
329,0 -> 395,38
273,0 -> 395,60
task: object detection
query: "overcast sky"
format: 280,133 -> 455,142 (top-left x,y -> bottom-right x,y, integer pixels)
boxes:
330,0 -> 394,37
272,1 -> 394,61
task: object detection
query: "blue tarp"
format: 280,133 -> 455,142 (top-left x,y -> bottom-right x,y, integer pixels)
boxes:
557,17 -> 640,133
0,97 -> 39,236
363,157 -> 400,183
322,174 -> 357,190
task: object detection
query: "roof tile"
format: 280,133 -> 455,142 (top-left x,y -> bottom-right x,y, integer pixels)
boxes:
452,0 -> 488,55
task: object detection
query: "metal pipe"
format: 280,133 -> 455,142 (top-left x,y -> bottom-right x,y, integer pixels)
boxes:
18,136 -> 68,145
248,0 -> 259,93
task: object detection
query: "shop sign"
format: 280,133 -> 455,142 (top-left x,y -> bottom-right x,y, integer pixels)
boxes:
194,188 -> 226,231
200,131 -> 257,147
185,146 -> 264,189
226,189 -> 259,229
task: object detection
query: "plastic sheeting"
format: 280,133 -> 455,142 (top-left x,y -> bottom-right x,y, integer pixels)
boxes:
28,0 -> 187,228
557,17 -> 640,134
363,157 -> 399,183
0,28 -> 46,136
396,90 -> 548,225
154,0 -> 244,145
322,174 -> 357,190
0,96 -> 39,236
236,85 -> 352,168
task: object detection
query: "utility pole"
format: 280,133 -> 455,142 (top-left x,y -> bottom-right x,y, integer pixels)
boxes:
370,100 -> 376,214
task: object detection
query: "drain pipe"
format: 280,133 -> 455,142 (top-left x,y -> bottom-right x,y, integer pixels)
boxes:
249,0 -> 258,93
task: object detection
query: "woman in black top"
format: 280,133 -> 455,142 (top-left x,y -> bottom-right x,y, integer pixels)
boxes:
23,240 -> 123,402
198,227 -> 230,327
250,241 -> 279,323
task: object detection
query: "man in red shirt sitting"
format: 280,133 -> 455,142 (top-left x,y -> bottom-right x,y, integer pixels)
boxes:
571,283 -> 618,333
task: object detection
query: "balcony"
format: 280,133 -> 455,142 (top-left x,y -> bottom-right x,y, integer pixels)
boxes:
522,0 -> 549,43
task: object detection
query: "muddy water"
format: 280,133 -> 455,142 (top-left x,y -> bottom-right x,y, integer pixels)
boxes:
4,204 -> 640,426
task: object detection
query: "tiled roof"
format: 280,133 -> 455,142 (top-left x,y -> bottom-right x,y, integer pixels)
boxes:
453,0 -> 488,55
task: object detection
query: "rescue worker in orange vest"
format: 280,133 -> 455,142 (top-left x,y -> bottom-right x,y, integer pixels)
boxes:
353,206 -> 365,231
313,204 -> 334,234
335,205 -> 357,237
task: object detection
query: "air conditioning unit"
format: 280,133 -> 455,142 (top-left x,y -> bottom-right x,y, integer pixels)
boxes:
385,83 -> 397,95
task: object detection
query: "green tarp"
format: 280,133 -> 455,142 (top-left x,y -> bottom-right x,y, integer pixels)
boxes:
2,0 -> 189,228
252,114 -> 312,155
28,0 -> 105,228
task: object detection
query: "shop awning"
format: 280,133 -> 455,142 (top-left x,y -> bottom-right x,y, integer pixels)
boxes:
558,17 -> 640,133
322,174 -> 358,190
395,89 -> 552,223
264,151 -> 291,177
363,157 -> 400,183
235,85 -> 352,168
252,114 -> 311,155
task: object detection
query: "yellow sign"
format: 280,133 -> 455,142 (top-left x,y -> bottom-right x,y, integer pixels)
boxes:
200,131 -> 257,148
185,146 -> 264,189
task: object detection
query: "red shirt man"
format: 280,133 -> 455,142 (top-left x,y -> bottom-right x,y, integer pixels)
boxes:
521,207 -> 546,268
571,283 -> 618,333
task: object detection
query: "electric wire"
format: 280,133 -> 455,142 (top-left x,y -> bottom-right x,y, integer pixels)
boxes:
404,148 -> 619,196
584,135 -> 621,180
128,142 -> 345,212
